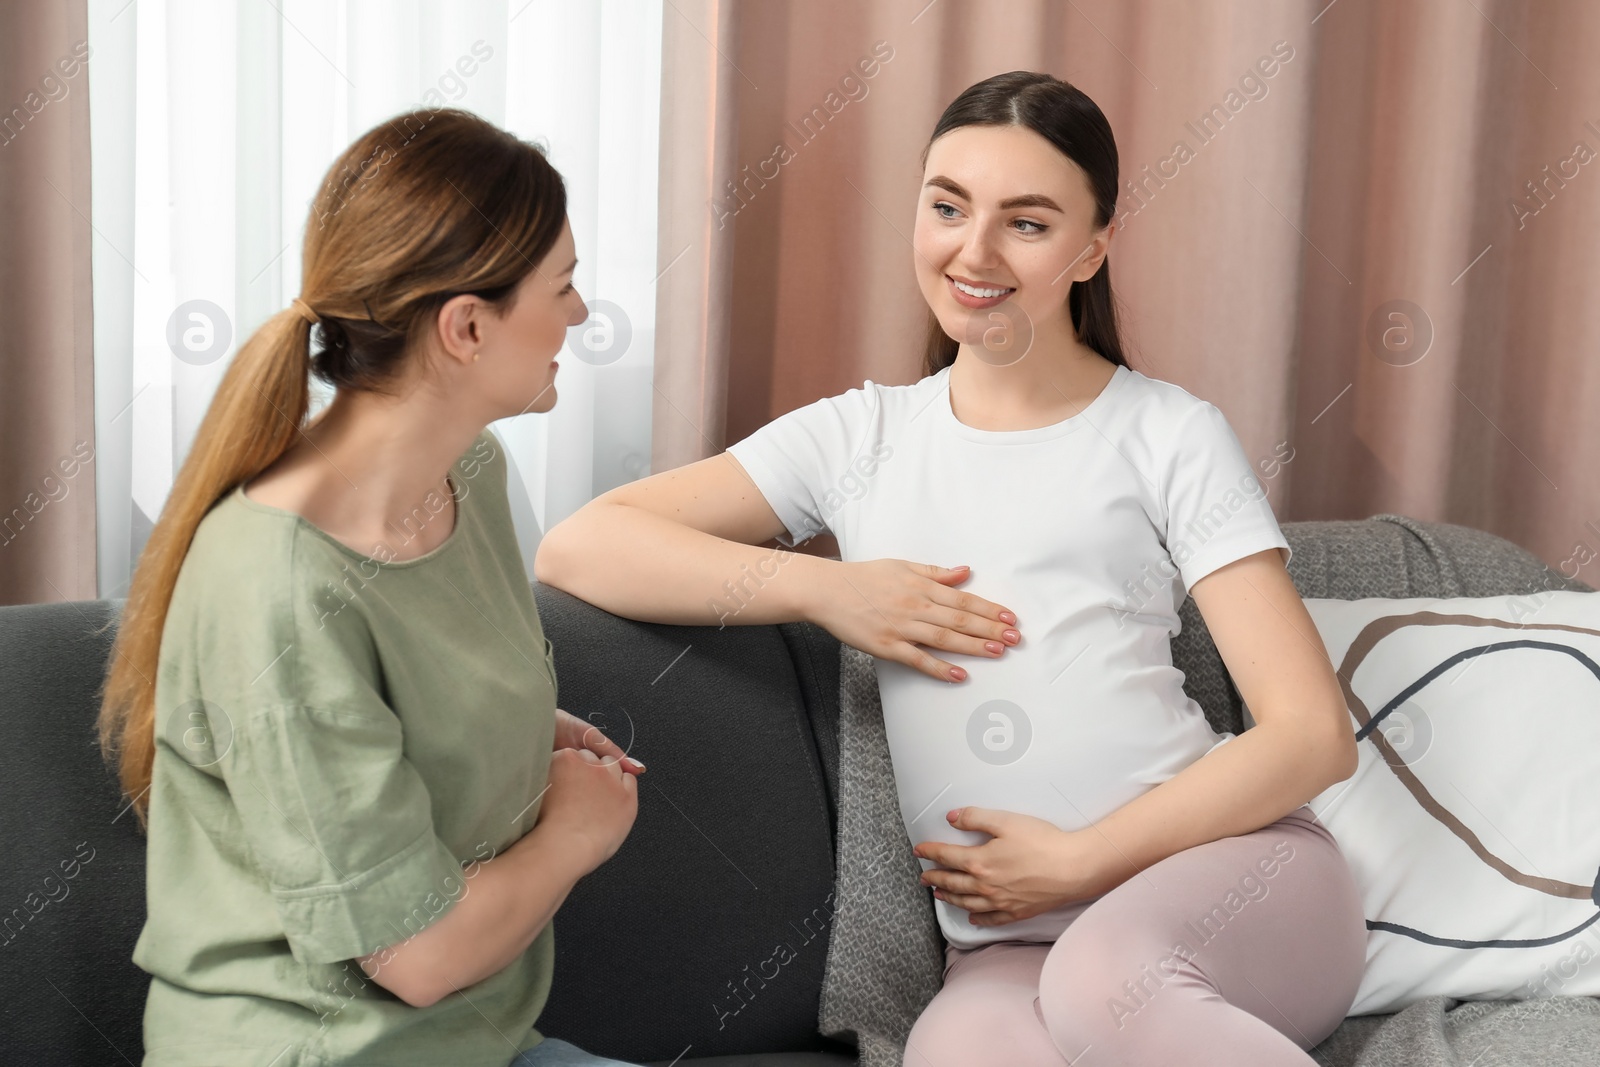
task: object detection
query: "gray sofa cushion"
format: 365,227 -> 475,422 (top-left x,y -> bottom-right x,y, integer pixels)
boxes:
528,585 -> 851,1064
0,598 -> 147,1067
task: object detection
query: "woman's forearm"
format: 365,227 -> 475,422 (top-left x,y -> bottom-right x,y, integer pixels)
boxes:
1073,716 -> 1351,899
535,501 -> 826,627
358,822 -> 594,1007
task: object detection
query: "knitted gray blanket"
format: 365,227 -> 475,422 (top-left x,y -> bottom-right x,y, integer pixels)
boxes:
815,515 -> 1600,1066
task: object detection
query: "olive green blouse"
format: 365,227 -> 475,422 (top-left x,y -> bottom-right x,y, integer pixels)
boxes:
133,428 -> 560,1066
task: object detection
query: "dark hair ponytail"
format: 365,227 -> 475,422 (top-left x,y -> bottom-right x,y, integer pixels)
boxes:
920,71 -> 1127,377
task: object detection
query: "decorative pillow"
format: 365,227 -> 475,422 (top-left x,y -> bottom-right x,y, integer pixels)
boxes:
1241,591 -> 1600,1015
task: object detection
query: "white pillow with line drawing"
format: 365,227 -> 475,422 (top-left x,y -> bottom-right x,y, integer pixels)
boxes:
1241,590 -> 1600,1015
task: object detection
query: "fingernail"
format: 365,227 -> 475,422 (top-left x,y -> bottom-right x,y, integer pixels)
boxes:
625,757 -> 646,771
999,611 -> 1016,624
984,641 -> 1003,655
949,666 -> 967,681
1003,629 -> 1019,643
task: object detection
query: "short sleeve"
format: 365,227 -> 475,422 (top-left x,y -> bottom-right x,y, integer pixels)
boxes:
724,384 -> 879,548
1161,401 -> 1292,594
217,616 -> 466,966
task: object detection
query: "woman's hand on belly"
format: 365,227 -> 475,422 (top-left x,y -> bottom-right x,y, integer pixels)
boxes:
804,559 -> 1021,683
912,807 -> 1103,926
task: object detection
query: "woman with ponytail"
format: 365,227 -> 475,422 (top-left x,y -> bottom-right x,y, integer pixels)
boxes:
99,108 -> 644,1067
538,72 -> 1365,1065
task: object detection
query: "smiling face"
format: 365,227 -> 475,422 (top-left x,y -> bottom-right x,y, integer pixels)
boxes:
912,124 -> 1114,357
433,215 -> 588,417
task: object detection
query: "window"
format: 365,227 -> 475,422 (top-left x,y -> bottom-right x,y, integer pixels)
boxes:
87,0 -> 662,596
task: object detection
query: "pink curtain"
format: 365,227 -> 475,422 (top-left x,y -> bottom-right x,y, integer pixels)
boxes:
0,0 -> 97,606
654,0 -> 1600,574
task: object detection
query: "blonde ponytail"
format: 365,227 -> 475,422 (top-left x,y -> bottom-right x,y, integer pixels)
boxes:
96,309 -> 314,830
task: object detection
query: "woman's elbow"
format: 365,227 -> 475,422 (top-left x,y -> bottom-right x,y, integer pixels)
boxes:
356,948 -> 446,1009
392,978 -> 445,1009
533,513 -> 583,587
1323,723 -> 1359,785
535,498 -> 618,583
532,528 -> 564,586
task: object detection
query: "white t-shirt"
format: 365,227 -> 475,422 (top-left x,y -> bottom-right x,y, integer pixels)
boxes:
724,361 -> 1292,948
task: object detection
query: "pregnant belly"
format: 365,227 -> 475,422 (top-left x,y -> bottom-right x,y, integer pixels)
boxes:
874,657 -> 1220,855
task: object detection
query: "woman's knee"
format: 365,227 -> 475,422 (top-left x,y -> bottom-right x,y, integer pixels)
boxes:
905,943 -> 1067,1067
1033,912 -> 1198,1058
1031,815 -> 1368,1056
904,999 -> 987,1067
904,992 -> 1054,1067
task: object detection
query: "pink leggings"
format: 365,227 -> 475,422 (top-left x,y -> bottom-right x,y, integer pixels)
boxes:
904,806 -> 1366,1066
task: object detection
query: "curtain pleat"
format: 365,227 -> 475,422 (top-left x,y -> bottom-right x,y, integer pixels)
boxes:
0,0 -> 98,606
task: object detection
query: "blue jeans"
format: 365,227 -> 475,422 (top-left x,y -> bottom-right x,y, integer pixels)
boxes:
509,1036 -> 644,1066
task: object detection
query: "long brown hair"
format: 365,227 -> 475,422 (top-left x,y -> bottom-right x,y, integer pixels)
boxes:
920,71 -> 1127,378
97,107 -> 568,830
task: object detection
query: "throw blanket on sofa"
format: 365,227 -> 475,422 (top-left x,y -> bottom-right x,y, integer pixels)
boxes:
816,514 -> 1600,1066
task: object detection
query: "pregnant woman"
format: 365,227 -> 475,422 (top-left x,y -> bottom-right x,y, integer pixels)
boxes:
537,72 -> 1367,1065
98,108 -> 645,1067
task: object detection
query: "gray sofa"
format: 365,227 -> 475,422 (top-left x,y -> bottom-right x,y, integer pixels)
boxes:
1,514 -> 1596,1066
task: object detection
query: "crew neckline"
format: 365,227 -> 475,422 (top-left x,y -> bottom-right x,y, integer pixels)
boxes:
234,470 -> 468,568
938,362 -> 1132,444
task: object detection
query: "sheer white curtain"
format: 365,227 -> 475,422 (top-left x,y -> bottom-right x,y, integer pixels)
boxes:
87,0 -> 662,599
